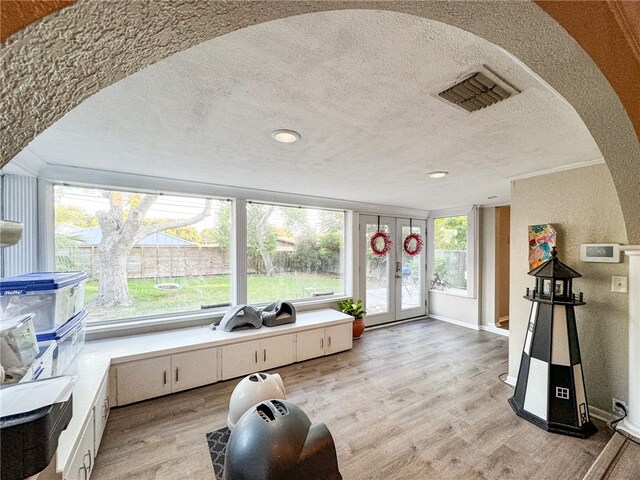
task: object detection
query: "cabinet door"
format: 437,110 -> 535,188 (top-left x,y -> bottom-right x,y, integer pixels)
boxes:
221,340 -> 261,380
296,329 -> 326,362
64,411 -> 95,480
94,375 -> 109,452
325,323 -> 353,355
171,347 -> 219,393
115,356 -> 172,406
261,334 -> 295,370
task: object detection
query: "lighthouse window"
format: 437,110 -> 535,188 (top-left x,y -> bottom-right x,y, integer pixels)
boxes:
555,281 -> 565,295
542,279 -> 552,296
556,387 -> 570,400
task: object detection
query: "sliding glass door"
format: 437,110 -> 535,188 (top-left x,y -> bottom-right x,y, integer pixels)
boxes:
359,215 -> 426,326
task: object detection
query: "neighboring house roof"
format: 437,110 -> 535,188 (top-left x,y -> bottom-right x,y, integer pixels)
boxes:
63,227 -> 195,246
55,223 -> 81,234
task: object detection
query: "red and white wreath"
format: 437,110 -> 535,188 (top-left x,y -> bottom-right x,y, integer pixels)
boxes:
370,231 -> 392,257
403,233 -> 423,256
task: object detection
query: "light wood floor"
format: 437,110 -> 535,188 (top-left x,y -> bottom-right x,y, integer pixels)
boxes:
93,318 -> 612,480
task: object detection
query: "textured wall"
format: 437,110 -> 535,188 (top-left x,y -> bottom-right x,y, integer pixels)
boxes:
1,0 -> 638,244
509,164 -> 629,412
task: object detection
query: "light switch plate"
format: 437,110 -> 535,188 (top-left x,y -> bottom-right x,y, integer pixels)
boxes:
612,276 -> 628,293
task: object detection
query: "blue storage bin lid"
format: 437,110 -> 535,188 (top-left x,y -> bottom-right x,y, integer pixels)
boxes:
36,309 -> 88,342
0,272 -> 88,295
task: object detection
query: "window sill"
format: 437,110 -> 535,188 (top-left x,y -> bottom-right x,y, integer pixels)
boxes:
428,288 -> 470,299
86,295 -> 350,341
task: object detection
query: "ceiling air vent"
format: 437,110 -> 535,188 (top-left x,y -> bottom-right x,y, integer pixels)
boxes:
437,67 -> 520,113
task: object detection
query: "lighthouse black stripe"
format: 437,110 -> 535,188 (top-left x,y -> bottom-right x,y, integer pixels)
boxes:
530,302 -> 552,362
514,353 -> 531,408
566,308 -> 582,366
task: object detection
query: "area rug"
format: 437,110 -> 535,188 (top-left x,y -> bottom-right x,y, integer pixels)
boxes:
206,426 -> 231,479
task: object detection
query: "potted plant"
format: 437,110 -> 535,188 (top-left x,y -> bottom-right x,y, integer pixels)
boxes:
337,298 -> 366,339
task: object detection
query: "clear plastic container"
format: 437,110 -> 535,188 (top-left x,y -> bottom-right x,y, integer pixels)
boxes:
37,309 -> 87,374
20,341 -> 57,383
0,272 -> 88,333
0,314 -> 39,383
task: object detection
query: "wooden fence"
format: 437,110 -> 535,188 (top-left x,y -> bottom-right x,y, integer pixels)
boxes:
63,246 -> 231,279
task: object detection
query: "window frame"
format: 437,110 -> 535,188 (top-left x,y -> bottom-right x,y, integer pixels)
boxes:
427,206 -> 478,299
43,175 -> 349,332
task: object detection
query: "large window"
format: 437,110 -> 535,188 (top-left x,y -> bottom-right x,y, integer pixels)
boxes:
54,186 -> 232,322
431,215 -> 468,294
246,202 -> 345,304
54,186 -> 346,324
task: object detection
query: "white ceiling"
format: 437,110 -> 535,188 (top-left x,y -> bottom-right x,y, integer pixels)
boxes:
15,10 -> 602,210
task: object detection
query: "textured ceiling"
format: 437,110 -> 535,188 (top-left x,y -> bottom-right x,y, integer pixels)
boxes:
17,10 -> 600,210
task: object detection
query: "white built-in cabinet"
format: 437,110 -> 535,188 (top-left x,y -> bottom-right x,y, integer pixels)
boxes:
64,411 -> 95,480
295,324 -> 353,361
113,324 -> 352,406
221,335 -> 295,380
115,347 -> 219,405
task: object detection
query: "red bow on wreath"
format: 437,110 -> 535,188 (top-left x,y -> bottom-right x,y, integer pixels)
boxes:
370,216 -> 392,256
403,219 -> 423,256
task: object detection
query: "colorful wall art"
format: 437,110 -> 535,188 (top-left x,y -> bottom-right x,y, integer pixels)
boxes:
528,224 -> 557,270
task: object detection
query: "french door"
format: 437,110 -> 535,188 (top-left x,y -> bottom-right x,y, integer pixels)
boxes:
359,215 -> 427,326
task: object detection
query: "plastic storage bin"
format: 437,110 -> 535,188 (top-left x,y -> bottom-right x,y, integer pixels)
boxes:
20,341 -> 57,383
0,314 -> 39,383
0,272 -> 88,333
36,309 -> 87,374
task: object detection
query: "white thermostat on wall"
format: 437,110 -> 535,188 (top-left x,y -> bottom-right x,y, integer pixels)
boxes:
580,244 -> 621,263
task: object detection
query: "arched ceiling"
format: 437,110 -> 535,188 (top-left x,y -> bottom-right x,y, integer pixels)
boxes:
1,1 -> 638,240
13,10 -> 601,210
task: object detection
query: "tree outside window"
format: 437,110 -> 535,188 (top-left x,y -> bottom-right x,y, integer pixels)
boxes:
432,215 -> 468,293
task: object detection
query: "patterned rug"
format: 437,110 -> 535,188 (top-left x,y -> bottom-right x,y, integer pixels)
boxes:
206,426 -> 231,479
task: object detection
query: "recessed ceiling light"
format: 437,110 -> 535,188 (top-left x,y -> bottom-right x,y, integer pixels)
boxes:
271,129 -> 301,143
427,171 -> 448,179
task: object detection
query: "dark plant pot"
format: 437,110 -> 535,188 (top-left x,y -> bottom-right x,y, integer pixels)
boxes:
353,318 -> 365,339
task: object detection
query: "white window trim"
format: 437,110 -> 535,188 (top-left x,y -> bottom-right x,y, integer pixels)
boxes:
427,205 -> 478,299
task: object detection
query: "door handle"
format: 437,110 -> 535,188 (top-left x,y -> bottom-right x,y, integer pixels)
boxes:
263,349 -> 266,362
175,367 -> 179,382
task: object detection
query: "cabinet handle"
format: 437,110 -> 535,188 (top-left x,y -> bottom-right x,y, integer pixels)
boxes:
84,449 -> 92,471
254,351 -> 258,364
106,395 -> 110,410
175,367 -> 179,382
163,370 -> 167,385
101,403 -> 107,420
321,337 -> 324,349
263,349 -> 266,362
328,336 -> 332,348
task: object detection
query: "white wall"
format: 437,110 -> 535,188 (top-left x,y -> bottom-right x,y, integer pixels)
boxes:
508,164 -> 629,412
480,206 -> 497,328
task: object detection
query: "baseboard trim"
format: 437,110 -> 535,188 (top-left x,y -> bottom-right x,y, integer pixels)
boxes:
428,314 -> 480,331
480,324 -> 509,337
588,405 -> 615,423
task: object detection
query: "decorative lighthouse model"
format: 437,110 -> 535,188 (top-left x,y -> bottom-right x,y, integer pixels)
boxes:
509,247 -> 597,438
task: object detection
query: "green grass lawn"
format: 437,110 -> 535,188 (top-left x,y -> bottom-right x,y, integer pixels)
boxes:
84,274 -> 343,322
